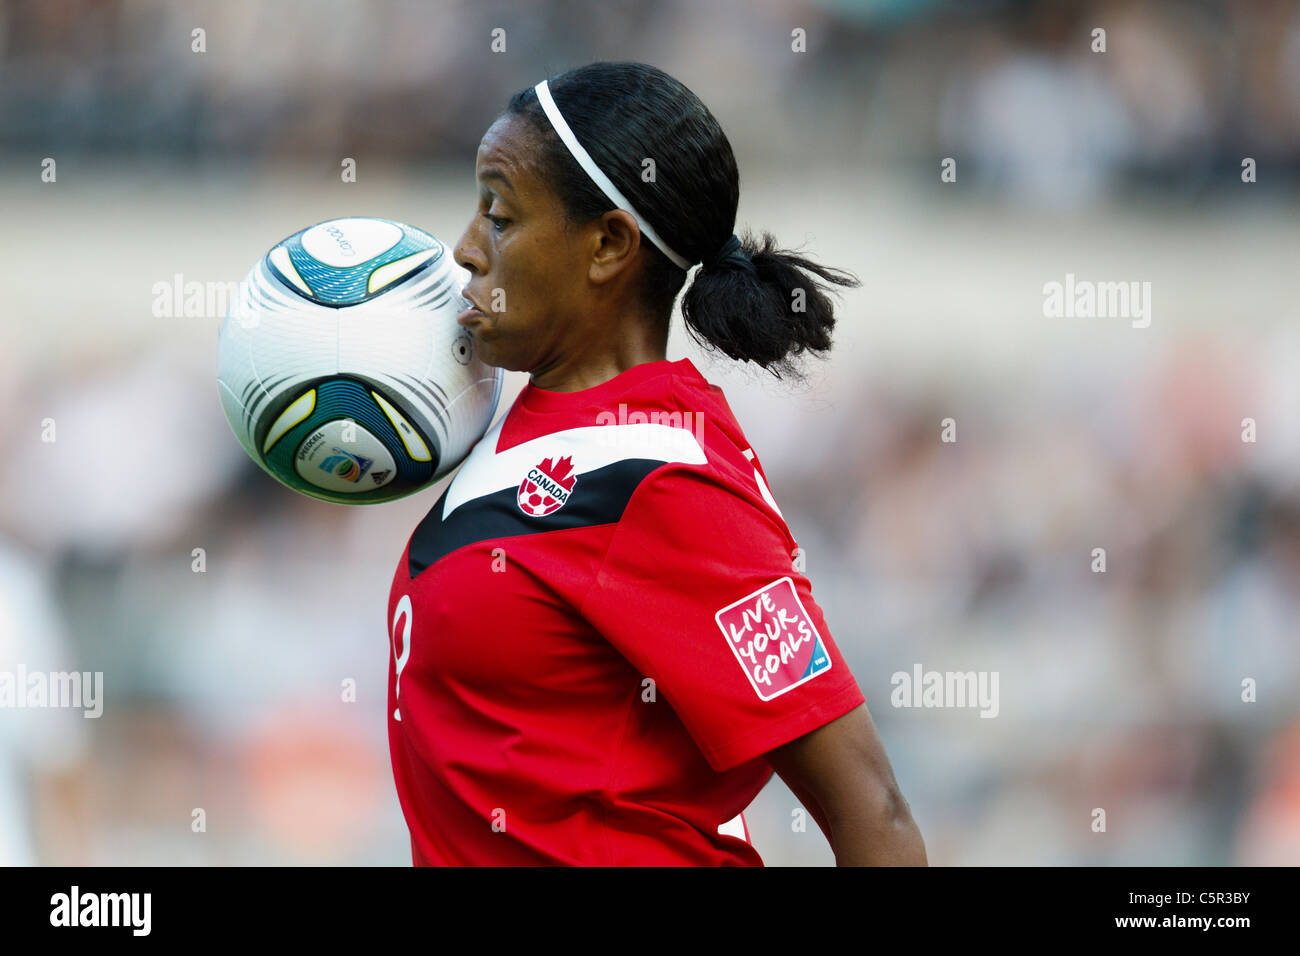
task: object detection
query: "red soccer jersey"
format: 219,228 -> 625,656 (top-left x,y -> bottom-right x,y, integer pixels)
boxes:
386,357 -> 865,865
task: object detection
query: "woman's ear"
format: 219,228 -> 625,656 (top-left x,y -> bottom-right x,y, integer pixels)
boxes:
588,209 -> 642,283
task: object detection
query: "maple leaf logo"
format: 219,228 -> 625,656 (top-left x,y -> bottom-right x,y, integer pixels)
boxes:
538,454 -> 577,491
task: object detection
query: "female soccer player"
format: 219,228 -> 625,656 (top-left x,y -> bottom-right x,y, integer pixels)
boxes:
387,61 -> 926,866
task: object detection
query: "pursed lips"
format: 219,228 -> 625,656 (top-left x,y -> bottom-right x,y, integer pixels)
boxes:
457,288 -> 488,326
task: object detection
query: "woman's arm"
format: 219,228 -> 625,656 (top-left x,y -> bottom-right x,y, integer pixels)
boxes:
764,704 -> 928,866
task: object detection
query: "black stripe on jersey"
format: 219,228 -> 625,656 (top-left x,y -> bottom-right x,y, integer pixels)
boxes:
407,457 -> 668,578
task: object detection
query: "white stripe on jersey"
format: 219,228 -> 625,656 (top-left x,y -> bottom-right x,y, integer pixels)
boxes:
718,812 -> 749,842
443,417 -> 708,520
742,448 -> 787,523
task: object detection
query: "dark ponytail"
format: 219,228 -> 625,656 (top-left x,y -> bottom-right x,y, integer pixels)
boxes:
505,61 -> 860,382
681,229 -> 860,382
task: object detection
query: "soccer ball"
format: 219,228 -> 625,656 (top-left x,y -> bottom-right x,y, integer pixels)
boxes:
217,217 -> 502,504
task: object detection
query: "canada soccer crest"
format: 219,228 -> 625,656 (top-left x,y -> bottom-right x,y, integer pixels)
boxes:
517,454 -> 577,516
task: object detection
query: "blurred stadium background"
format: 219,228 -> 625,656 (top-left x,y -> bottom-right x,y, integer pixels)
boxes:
2,0 -> 1299,865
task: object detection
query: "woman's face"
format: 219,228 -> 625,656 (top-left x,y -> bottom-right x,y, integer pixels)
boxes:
453,112 -> 599,376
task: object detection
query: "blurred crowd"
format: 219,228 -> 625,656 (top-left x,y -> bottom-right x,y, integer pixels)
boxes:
3,0 -> 1300,197
755,330 -> 1300,865
1,0 -> 1298,865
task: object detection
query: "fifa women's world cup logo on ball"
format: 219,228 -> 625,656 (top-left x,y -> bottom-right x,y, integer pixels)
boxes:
518,454 -> 577,517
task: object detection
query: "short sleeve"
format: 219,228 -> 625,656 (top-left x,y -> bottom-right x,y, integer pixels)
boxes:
579,464 -> 866,773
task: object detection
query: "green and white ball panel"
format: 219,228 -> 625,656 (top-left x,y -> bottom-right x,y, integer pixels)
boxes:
253,377 -> 439,503
268,217 -> 444,307
299,218 -> 403,267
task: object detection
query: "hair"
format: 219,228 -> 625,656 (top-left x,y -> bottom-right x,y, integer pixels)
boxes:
504,61 -> 860,382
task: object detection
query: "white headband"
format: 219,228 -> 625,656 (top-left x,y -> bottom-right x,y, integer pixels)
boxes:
533,79 -> 691,270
